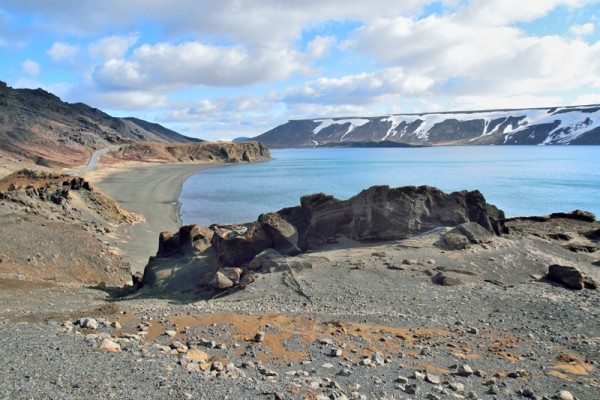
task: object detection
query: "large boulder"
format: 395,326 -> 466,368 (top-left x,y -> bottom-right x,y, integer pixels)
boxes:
546,264 -> 597,290
210,222 -> 272,266
258,212 -> 301,255
437,222 -> 495,250
248,248 -> 284,271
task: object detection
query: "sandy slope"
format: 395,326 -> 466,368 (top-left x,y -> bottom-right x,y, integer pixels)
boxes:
84,162 -> 214,272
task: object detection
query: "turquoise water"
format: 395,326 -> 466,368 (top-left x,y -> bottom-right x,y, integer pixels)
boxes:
180,146 -> 600,225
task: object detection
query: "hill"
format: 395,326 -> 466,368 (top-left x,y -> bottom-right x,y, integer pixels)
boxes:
253,105 -> 600,147
0,81 -> 198,169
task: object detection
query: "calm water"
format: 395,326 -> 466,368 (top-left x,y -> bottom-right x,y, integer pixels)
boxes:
180,146 -> 600,226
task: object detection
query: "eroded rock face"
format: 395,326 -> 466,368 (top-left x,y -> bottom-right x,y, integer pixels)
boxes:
210,222 -> 272,266
258,213 -> 301,256
158,225 -> 213,257
279,185 -> 506,251
144,185 -> 507,292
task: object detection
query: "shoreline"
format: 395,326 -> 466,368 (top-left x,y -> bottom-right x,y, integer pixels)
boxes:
84,162 -> 215,273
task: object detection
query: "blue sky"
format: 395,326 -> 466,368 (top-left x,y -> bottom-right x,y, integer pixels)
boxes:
1,0 -> 599,140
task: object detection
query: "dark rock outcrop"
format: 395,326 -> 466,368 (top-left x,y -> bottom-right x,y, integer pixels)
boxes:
278,185 -> 505,251
143,185 -> 507,292
546,264 -> 597,290
550,210 -> 596,223
210,222 -> 272,266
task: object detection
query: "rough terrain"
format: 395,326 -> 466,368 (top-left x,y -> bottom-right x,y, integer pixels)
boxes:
0,184 -> 598,399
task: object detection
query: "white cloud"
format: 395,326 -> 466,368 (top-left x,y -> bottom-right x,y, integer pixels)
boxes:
92,40 -> 307,90
46,42 -> 79,63
88,34 -> 139,60
569,22 -> 595,36
456,0 -> 594,26
158,95 -> 272,123
21,59 -> 40,76
1,1 -> 430,43
573,93 -> 600,104
307,35 -> 335,58
445,94 -> 565,111
347,12 -> 600,98
284,68 -> 435,105
87,90 -> 168,111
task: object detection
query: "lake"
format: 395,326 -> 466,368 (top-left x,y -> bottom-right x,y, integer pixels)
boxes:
180,146 -> 600,226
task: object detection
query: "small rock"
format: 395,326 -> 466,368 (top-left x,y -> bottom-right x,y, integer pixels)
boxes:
425,372 -> 441,385
258,366 -> 278,377
449,382 -> 464,393
371,352 -> 385,365
211,361 -> 224,372
396,375 -> 409,384
99,338 -> 120,352
488,384 -> 500,395
404,383 -> 419,395
457,364 -> 474,377
522,388 -> 535,398
210,271 -> 234,289
554,390 -> 574,400
322,363 -> 334,369
165,330 -> 177,337
413,371 -> 426,380
330,348 -> 343,357
80,318 -> 99,330
110,321 -> 121,329
254,331 -> 266,342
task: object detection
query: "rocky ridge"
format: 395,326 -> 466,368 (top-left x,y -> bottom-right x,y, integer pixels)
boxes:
142,185 -> 508,296
106,140 -> 271,165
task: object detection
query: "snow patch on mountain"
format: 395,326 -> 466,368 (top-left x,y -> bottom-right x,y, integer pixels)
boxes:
313,118 -> 370,137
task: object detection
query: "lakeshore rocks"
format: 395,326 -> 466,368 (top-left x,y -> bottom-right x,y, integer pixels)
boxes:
142,185 -> 508,294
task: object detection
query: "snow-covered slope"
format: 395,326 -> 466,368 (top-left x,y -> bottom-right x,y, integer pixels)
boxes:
254,105 -> 600,147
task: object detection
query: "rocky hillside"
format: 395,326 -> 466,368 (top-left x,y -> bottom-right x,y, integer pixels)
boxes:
0,170 -> 137,285
0,81 -> 199,169
253,105 -> 600,147
106,141 -> 271,164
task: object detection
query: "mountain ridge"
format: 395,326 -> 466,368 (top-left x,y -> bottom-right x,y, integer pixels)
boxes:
253,104 -> 600,147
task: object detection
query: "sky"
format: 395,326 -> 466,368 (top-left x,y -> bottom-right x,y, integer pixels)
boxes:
1,0 -> 600,141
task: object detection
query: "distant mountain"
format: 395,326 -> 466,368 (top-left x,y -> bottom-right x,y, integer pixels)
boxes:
253,105 -> 600,147
0,81 -> 198,167
232,136 -> 251,142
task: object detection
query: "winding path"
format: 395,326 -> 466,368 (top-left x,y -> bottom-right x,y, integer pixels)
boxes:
68,145 -> 121,175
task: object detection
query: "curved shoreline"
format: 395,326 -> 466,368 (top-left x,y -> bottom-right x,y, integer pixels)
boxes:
84,162 -> 215,273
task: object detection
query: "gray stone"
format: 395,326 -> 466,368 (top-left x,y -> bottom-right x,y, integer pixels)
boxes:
80,318 -> 99,330
258,212 -> 301,255
210,271 -> 234,290
457,364 -> 474,377
432,272 -> 463,286
248,248 -> 284,271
